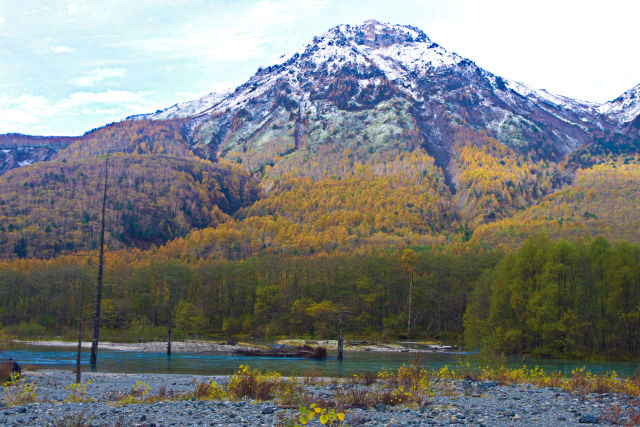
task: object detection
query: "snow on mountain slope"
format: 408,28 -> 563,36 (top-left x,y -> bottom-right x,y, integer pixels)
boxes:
196,20 -> 465,115
83,20 -> 640,184
177,19 -> 618,178
131,91 -> 230,120
599,83 -> 640,124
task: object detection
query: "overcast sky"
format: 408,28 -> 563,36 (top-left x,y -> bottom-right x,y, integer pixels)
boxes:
1,0 -> 639,135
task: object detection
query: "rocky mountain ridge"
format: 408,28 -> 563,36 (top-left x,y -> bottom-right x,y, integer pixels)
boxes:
167,20 -> 638,187
1,20 -> 639,181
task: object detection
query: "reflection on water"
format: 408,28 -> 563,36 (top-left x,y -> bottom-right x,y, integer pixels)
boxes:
1,344 -> 638,377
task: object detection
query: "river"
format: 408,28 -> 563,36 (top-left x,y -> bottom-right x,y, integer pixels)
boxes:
2,343 -> 638,377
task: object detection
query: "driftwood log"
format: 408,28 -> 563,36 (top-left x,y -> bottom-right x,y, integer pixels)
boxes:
234,345 -> 327,359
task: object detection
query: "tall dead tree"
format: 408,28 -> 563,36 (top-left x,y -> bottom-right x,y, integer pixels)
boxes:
75,279 -> 86,383
90,156 -> 108,368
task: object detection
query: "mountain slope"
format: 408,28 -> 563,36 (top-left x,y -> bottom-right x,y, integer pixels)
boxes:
598,83 -> 640,126
471,159 -> 640,248
129,91 -> 230,121
0,21 -> 639,260
0,155 -> 262,258
0,134 -> 76,175
176,20 -> 621,189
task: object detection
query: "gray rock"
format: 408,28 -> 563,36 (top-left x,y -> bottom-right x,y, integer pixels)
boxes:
261,407 -> 275,414
478,380 -> 497,388
375,403 -> 386,412
578,414 -> 599,423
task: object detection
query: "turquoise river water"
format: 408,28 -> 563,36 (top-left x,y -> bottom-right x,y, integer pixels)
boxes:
1,344 -> 638,378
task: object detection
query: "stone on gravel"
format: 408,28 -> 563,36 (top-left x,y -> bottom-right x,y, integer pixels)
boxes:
578,414 -> 599,423
479,380 -> 498,388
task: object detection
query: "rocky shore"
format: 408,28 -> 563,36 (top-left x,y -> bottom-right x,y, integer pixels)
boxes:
0,369 -> 631,426
13,338 -> 457,354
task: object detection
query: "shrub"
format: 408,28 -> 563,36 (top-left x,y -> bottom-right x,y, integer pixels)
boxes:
64,381 -> 93,403
49,412 -> 94,427
352,371 -> 377,386
227,365 -> 280,401
4,321 -> 46,338
295,404 -> 346,426
191,379 -> 227,401
275,377 -> 306,406
116,380 -> 151,405
2,373 -> 38,406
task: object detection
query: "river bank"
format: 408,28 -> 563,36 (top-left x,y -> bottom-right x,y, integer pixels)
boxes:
12,339 -> 457,354
0,369 -> 636,426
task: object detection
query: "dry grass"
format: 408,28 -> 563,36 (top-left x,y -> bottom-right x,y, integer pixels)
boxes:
353,371 -> 377,386
602,399 -> 640,426
48,412 -> 93,427
302,367 -> 327,386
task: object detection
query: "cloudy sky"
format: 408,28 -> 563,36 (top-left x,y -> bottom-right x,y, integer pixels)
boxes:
1,0 -> 639,135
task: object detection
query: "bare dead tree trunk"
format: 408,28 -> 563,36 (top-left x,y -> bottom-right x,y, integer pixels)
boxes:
76,281 -> 85,383
167,311 -> 172,356
90,156 -> 108,368
407,269 -> 413,337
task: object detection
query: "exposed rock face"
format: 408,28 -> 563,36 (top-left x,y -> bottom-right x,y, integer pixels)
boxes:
0,134 -> 75,175
169,20 -> 637,187
1,21 -> 639,182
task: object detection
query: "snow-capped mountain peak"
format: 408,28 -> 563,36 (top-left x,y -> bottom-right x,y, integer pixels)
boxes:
122,20 -> 639,186
599,83 -> 640,124
206,21 -> 465,115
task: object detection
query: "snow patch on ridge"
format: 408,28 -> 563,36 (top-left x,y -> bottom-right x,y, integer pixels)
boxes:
131,91 -> 230,120
599,83 -> 640,124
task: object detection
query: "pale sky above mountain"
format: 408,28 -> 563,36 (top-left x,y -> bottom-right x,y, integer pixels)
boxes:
0,0 -> 638,135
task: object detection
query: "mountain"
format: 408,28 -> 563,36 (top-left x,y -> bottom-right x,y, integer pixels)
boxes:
0,134 -> 76,175
598,83 -> 640,126
129,91 -> 230,121
169,20 -> 632,188
1,20 -> 640,259
2,21 -> 639,183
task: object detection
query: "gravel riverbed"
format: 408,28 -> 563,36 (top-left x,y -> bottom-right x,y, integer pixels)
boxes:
0,370 -> 633,426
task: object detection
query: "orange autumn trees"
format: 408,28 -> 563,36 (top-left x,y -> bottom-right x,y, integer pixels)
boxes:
0,154 -> 262,258
157,150 -> 454,260
471,157 -> 640,248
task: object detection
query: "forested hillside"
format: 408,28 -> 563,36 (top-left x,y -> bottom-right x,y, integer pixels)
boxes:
0,154 -> 262,258
55,119 -> 192,160
465,235 -> 640,358
472,158 -> 640,248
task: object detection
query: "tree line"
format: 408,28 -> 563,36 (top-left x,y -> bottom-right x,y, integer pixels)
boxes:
1,234 -> 639,359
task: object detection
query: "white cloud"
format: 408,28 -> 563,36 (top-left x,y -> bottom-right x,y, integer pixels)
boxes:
0,90 -> 160,135
0,94 -> 53,125
68,68 -> 126,87
32,38 -> 75,54
0,15 -> 5,24
121,0 -> 332,63
58,90 -> 152,109
66,1 -> 88,15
